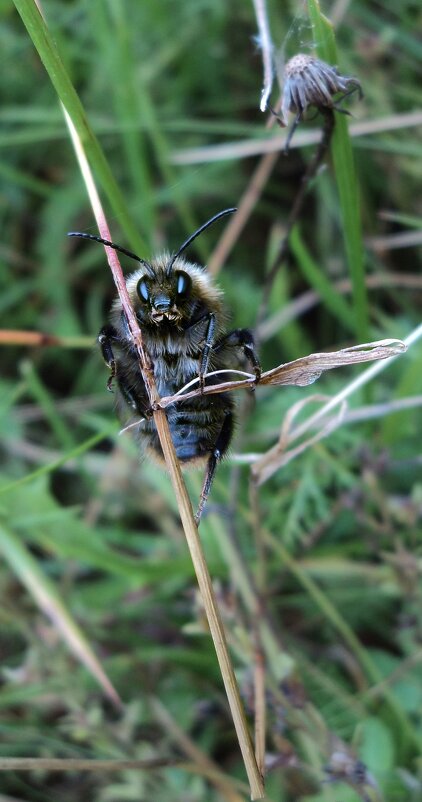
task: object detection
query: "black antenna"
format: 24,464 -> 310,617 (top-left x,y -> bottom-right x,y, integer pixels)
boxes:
67,232 -> 155,276
166,207 -> 237,275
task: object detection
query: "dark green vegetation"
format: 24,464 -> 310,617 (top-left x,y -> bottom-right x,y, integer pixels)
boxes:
1,0 -> 422,800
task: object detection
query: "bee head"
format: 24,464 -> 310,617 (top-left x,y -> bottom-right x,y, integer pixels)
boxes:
68,208 -> 236,327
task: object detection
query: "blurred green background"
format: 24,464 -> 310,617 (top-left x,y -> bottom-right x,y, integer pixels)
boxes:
0,0 -> 421,800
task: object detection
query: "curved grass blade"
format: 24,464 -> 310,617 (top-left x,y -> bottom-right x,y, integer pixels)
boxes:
12,0 -> 146,256
0,524 -> 121,708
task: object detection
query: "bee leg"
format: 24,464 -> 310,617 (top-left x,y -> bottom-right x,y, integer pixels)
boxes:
118,378 -> 144,414
198,312 -> 216,391
195,410 -> 234,524
214,328 -> 262,383
98,324 -> 119,391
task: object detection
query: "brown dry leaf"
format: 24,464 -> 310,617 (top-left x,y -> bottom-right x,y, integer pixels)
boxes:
259,339 -> 406,388
159,339 -> 406,407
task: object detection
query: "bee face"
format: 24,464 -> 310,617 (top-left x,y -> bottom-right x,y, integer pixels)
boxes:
123,255 -> 223,329
132,263 -> 192,325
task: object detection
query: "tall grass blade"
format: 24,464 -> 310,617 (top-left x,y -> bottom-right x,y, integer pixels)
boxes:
308,0 -> 369,341
0,524 -> 121,707
13,0 -> 147,255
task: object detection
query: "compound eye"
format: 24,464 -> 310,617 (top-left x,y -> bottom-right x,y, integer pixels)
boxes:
176,271 -> 191,298
137,277 -> 150,303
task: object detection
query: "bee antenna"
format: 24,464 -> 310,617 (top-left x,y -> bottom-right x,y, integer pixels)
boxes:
166,207 -> 237,275
67,232 -> 155,276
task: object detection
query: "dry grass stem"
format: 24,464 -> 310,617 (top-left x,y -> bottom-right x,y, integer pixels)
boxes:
335,394 -> 422,424
251,396 -> 347,484
0,330 -> 91,348
257,110 -> 335,325
208,150 -> 279,276
0,758 -> 179,772
251,0 -> 274,112
254,640 -> 266,779
258,271 -> 422,342
152,698 -> 250,802
170,110 -> 422,164
365,230 -> 422,251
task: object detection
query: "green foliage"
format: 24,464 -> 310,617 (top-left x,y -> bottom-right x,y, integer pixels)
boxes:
1,0 -> 422,800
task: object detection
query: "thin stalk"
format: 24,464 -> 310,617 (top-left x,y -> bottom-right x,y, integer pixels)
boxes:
252,0 -> 274,111
0,758 -> 177,771
0,330 -> 92,348
152,698 -> 250,802
208,147 -> 279,276
256,109 -> 335,330
253,636 -> 266,778
308,0 -> 369,341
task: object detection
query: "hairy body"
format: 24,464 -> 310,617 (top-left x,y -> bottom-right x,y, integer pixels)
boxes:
108,255 -> 235,467
69,210 -> 260,520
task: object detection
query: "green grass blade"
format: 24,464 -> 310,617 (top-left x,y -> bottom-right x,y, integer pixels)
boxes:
0,426 -> 114,496
20,360 -> 75,451
90,0 -> 155,243
0,523 -> 121,707
290,227 -> 356,332
308,0 -> 369,341
93,0 -> 200,254
12,0 -> 147,255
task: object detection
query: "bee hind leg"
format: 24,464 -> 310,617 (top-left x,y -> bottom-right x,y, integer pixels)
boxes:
195,410 -> 234,524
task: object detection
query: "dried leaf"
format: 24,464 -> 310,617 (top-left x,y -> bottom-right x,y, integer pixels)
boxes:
259,340 -> 406,388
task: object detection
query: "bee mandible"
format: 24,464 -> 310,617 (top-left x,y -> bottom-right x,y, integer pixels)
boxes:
68,209 -> 261,521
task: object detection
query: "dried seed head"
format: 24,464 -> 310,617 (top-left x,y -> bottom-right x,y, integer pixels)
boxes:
280,53 -> 362,126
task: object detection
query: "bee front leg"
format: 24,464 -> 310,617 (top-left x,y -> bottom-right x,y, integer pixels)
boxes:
198,312 -> 216,391
195,410 -> 234,524
98,324 -> 119,391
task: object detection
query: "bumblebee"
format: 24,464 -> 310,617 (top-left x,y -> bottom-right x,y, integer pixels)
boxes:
69,209 -> 261,520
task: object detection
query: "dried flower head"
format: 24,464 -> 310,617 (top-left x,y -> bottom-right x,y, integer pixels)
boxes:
280,53 -> 362,126
271,53 -> 362,152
